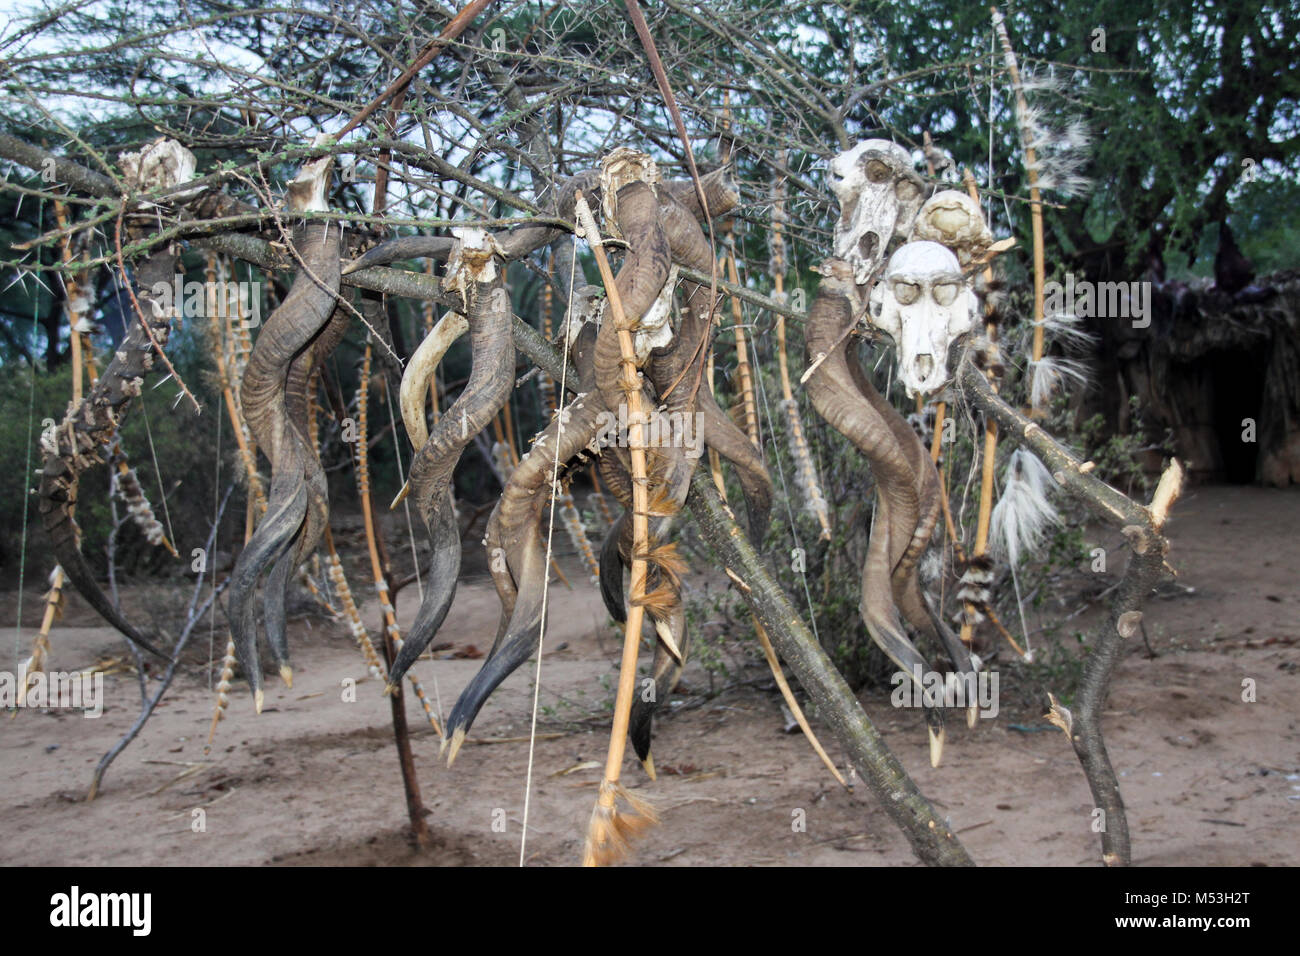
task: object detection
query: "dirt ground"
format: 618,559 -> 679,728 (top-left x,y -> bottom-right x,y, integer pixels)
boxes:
2,484 -> 1297,867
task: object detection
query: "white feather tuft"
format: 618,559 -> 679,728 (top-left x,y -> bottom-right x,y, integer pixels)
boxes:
1034,312 -> 1096,354
1029,354 -> 1090,409
990,448 -> 1060,566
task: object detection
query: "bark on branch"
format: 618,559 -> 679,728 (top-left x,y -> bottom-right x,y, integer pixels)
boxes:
958,356 -> 1183,866
687,468 -> 974,866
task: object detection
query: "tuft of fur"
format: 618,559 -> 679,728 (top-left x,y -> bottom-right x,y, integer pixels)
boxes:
1034,312 -> 1096,354
990,448 -> 1060,566
1029,354 -> 1090,409
637,538 -> 687,587
582,781 -> 658,866
632,584 -> 679,619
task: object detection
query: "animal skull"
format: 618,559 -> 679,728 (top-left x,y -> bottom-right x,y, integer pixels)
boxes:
909,190 -> 992,267
119,137 -> 200,201
828,140 -> 925,284
869,240 -> 978,397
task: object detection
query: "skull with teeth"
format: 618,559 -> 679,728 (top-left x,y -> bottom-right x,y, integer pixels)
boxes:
869,240 -> 978,398
828,139 -> 925,284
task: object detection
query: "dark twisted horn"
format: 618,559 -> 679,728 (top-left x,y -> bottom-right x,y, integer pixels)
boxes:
385,263 -> 515,688
444,393 -> 607,763
802,264 -> 933,687
227,220 -> 341,708
262,303 -> 352,674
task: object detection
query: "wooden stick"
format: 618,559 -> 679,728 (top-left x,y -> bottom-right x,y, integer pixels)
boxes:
575,192 -> 658,866
960,169 -> 1006,651
992,9 -> 1047,387
723,247 -> 761,447
769,152 -> 830,539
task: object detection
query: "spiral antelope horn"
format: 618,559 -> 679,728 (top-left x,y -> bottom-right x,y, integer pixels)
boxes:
228,151 -> 340,709
384,229 -> 515,690
803,262 -> 959,762
442,393 -> 607,765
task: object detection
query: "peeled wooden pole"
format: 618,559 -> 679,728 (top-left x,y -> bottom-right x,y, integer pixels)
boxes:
960,170 -> 1003,653
992,8 -> 1047,381
576,193 -> 659,866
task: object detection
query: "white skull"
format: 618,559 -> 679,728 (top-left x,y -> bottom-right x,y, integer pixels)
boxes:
828,140 -> 925,284
909,190 -> 992,267
869,241 -> 978,398
119,137 -> 200,199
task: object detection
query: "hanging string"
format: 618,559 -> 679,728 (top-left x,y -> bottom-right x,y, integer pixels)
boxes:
139,397 -> 177,553
384,371 -> 424,602
519,236 -> 579,867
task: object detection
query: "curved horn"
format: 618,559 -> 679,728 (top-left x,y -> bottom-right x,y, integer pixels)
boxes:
443,393 -> 606,763
386,237 -> 514,688
227,219 -> 341,708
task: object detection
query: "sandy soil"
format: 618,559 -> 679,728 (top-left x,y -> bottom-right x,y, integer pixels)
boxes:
2,484 -> 1297,867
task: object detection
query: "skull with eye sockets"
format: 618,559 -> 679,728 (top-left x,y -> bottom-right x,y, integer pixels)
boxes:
868,240 -> 979,398
909,190 -> 993,268
828,140 -> 925,285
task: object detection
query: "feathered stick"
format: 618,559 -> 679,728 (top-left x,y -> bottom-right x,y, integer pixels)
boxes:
108,441 -> 178,557
539,251 -> 557,415
957,170 -> 1006,658
204,637 -> 237,751
991,6 -> 1047,410
559,486 -> 600,584
719,93 -> 760,447
771,151 -> 831,540
22,209 -> 88,703
322,526 -> 387,680
208,255 -> 267,515
992,8 -> 1092,413
17,567 -> 64,708
575,192 -> 659,866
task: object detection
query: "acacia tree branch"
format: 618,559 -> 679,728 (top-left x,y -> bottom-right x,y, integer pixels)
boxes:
958,356 -> 1183,866
686,468 -> 973,866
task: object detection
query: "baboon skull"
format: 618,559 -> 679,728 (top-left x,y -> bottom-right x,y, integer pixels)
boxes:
909,190 -> 992,267
869,240 -> 978,397
829,140 -> 925,284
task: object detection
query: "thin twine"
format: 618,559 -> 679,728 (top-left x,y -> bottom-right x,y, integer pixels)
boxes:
519,236 -> 579,867
14,198 -> 42,676
140,397 -> 177,550
384,373 -> 423,602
